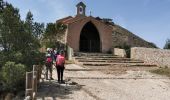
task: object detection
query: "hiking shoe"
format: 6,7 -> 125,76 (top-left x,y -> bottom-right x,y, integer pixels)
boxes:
50,77 -> 54,80
60,81 -> 65,84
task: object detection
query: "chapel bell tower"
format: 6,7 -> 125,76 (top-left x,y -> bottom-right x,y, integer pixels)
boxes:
76,2 -> 86,16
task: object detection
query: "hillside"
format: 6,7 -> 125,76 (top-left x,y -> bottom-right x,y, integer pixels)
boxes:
112,24 -> 157,48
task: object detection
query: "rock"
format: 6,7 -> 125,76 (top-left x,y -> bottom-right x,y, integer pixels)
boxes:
69,82 -> 78,85
5,93 -> 14,100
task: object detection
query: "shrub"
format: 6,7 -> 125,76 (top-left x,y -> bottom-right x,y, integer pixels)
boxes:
1,61 -> 26,92
150,67 -> 170,77
164,39 -> 170,49
123,44 -> 131,58
114,43 -> 131,58
0,51 -> 23,68
22,51 -> 45,71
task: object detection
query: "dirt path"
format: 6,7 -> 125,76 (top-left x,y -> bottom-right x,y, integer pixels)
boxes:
37,64 -> 170,100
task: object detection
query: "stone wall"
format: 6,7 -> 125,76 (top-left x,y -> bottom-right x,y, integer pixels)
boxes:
131,47 -> 170,67
113,48 -> 126,57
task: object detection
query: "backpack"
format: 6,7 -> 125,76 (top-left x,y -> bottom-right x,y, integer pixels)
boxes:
46,57 -> 52,63
56,55 -> 65,67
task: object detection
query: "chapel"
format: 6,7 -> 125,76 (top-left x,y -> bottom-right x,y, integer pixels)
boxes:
55,2 -> 155,53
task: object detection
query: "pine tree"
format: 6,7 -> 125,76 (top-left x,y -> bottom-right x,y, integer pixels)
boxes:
0,3 -> 20,51
164,39 -> 170,49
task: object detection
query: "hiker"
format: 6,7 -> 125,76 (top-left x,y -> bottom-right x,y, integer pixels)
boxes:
50,48 -> 56,62
45,54 -> 53,80
56,50 -> 65,83
54,48 -> 58,61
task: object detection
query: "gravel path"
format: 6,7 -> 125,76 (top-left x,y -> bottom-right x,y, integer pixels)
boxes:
37,64 -> 170,100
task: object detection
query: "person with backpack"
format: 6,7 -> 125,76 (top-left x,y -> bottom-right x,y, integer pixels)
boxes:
56,50 -> 65,83
45,54 -> 53,80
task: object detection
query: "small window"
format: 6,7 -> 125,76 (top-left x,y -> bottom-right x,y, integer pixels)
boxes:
80,7 -> 83,12
79,6 -> 83,14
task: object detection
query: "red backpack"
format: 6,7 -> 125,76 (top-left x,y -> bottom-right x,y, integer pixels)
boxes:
46,57 -> 52,63
56,55 -> 65,66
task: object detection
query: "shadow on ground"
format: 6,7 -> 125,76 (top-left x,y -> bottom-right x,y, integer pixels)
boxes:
37,80 -> 83,100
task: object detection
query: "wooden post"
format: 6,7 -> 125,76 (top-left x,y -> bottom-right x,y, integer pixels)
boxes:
25,65 -> 42,100
32,65 -> 37,100
25,72 -> 33,99
37,65 -> 42,84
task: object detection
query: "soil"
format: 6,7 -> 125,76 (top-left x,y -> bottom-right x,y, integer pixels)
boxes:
37,64 -> 170,100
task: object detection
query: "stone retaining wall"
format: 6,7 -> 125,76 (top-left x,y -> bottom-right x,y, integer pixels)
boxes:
131,47 -> 170,67
113,48 -> 126,57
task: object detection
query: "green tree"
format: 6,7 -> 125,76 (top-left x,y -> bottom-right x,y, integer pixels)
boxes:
25,11 -> 44,39
44,23 -> 56,38
0,1 -> 45,95
33,22 -> 44,39
0,1 -> 44,67
0,3 -> 20,51
0,0 -> 6,12
43,23 -> 56,48
43,22 -> 67,48
164,39 -> 170,49
24,11 -> 44,48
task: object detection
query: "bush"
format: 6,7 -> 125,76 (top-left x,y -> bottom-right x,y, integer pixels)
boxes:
114,43 -> 131,58
150,67 -> 170,77
164,39 -> 170,49
0,51 -> 23,68
123,44 -> 131,58
1,61 -> 26,92
22,51 -> 45,71
0,50 -> 45,71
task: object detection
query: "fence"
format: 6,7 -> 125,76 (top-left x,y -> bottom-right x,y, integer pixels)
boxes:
25,65 -> 42,100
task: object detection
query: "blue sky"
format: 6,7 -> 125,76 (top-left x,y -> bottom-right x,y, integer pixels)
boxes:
6,0 -> 170,48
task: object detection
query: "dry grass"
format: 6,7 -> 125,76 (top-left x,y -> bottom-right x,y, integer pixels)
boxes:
150,67 -> 170,77
65,60 -> 75,64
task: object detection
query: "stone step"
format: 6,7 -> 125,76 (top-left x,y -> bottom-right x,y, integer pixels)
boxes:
75,57 -> 131,60
65,66 -> 157,71
83,63 -> 111,66
74,52 -> 114,57
75,56 -> 125,58
73,52 -> 157,68
128,63 -> 157,67
65,68 -> 127,71
82,62 -> 156,67
77,59 -> 144,63
78,60 -> 144,63
81,65 -> 158,70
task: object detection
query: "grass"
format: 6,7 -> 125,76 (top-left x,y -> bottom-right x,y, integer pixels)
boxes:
150,67 -> 170,77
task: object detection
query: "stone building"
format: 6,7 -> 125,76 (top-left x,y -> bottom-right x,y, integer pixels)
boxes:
56,2 -> 156,53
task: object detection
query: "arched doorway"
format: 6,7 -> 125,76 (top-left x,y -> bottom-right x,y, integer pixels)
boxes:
79,22 -> 101,52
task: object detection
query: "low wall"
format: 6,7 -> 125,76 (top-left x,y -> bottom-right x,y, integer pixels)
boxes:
113,48 -> 126,57
67,45 -> 73,60
131,47 -> 170,67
